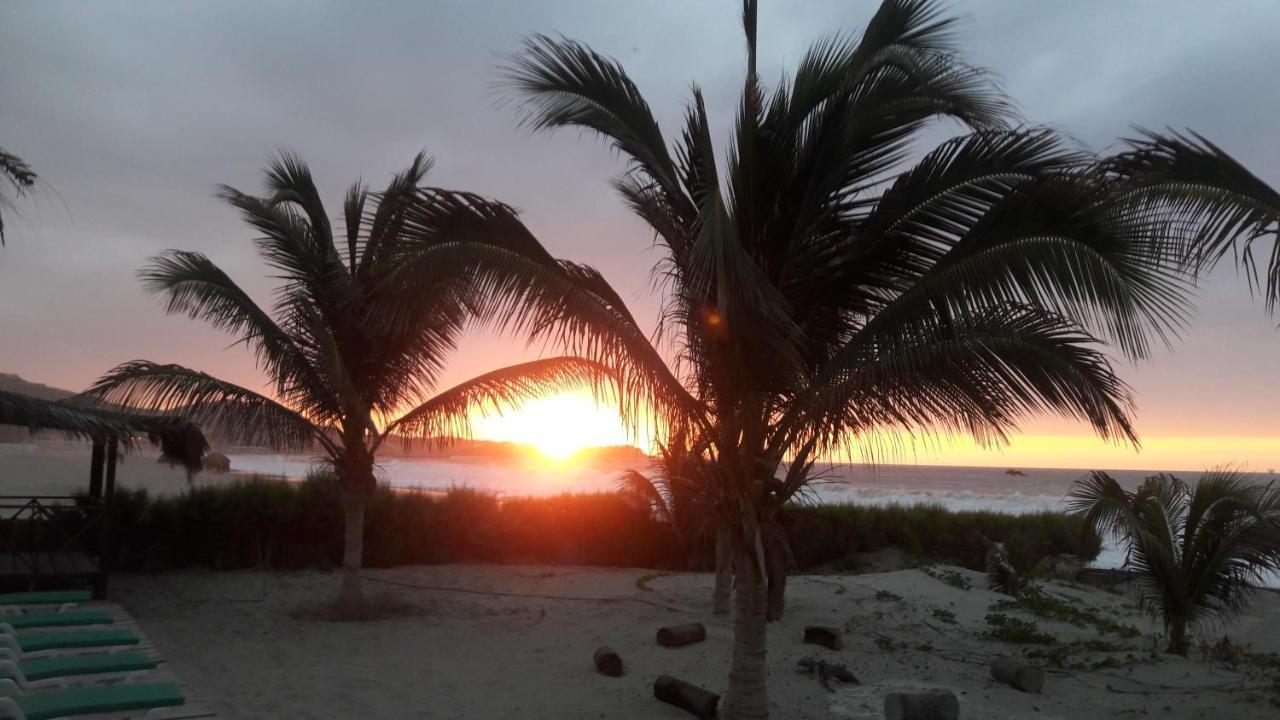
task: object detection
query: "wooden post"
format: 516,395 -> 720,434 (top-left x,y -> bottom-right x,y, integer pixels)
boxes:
653,675 -> 719,719
990,657 -> 1043,693
804,625 -> 843,650
88,439 -> 105,500
95,438 -> 119,599
593,647 -> 623,677
656,623 -> 706,648
884,690 -> 959,720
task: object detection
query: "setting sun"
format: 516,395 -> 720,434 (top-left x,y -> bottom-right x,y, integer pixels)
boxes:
470,391 -> 634,461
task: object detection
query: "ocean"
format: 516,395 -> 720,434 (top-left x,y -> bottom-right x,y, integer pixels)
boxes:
7,444 -> 1277,574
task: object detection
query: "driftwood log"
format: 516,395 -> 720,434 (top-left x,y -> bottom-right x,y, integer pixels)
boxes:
593,646 -> 622,677
990,657 -> 1043,693
803,625 -> 843,650
657,623 -> 707,648
883,690 -> 960,720
653,675 -> 719,719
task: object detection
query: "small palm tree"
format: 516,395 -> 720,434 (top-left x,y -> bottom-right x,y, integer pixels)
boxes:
619,431 -> 738,611
87,152 -> 611,611
0,147 -> 37,244
1068,470 -> 1280,655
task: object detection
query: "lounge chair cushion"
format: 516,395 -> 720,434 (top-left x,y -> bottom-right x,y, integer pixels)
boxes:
17,681 -> 184,720
4,611 -> 113,631
0,591 -> 91,607
20,651 -> 157,681
19,629 -> 138,653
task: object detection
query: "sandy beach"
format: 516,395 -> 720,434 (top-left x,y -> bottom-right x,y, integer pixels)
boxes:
111,565 -> 1280,719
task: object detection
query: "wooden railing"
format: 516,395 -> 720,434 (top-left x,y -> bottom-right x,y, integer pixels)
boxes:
0,495 -> 105,589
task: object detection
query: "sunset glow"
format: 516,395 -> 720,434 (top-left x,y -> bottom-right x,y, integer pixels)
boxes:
470,392 -> 633,461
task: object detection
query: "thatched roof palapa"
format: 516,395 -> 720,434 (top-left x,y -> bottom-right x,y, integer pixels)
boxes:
0,389 -> 208,472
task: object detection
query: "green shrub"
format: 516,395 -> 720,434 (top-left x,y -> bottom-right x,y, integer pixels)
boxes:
985,613 -> 1057,644
785,502 -> 1101,573
990,585 -> 1140,638
72,477 -> 1100,575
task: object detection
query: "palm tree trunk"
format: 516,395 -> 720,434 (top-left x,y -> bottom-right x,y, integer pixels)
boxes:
1168,617 -> 1190,656
764,528 -> 788,622
722,544 -> 769,720
338,489 -> 366,610
713,525 -> 734,614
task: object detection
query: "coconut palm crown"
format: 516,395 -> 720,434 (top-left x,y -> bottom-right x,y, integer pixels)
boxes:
368,1 -> 1196,715
1068,470 -> 1280,655
86,152 -> 611,608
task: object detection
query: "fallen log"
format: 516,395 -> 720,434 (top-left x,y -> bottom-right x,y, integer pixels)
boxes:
593,646 -> 622,677
803,625 -> 843,650
883,690 -> 959,720
990,657 -> 1042,693
653,675 -> 719,719
657,623 -> 707,648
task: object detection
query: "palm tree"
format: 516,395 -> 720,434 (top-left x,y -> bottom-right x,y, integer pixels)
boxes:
86,152 -> 612,611
619,430 -> 738,612
1106,130 -> 1280,313
369,0 -> 1194,714
0,146 -> 37,244
1067,470 -> 1280,655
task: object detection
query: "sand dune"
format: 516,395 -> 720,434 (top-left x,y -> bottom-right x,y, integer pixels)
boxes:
111,565 -> 1280,719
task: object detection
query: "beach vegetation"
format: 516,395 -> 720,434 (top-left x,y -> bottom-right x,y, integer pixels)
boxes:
989,584 -> 1140,638
1068,469 -> 1280,655
74,476 -> 1095,578
922,566 -> 974,591
985,613 -> 1056,645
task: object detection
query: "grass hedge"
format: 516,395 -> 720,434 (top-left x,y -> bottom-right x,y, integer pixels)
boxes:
80,475 -> 1099,574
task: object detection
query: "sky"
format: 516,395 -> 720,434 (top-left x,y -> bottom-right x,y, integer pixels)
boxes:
2,0 -> 1278,471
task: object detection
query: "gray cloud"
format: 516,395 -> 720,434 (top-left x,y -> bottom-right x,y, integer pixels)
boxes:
2,0 -> 1278,446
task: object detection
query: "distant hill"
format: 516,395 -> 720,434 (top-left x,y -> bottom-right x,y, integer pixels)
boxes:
0,374 -> 79,442
0,373 -> 75,401
380,436 -> 649,465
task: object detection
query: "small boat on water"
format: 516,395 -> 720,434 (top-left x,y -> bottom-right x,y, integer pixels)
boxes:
1005,468 -> 1027,477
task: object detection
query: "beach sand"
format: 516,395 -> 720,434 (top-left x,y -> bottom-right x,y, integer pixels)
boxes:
113,565 -> 1280,719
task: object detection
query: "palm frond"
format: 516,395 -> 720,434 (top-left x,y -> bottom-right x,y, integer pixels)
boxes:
380,356 -> 616,446
1108,129 -> 1280,312
501,34 -> 686,206
86,361 -> 319,453
0,147 -> 38,245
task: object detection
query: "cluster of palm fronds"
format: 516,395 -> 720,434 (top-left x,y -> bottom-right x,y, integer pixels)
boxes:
618,429 -> 729,567
0,147 -> 37,244
1068,470 -> 1280,655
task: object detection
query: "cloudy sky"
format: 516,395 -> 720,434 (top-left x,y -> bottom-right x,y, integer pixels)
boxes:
2,0 -> 1278,470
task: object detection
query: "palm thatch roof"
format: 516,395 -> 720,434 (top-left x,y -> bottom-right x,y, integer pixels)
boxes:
0,389 -> 208,472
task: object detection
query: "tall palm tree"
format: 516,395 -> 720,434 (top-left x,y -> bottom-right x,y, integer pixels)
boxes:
0,146 -> 37,244
1067,470 -> 1280,655
378,1 -> 1195,714
86,152 -> 612,610
1106,130 -> 1280,313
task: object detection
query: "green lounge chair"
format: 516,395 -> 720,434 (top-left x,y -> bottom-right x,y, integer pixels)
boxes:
1,613 -> 113,633
0,630 -> 138,661
2,651 -> 157,685
0,681 -> 184,720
